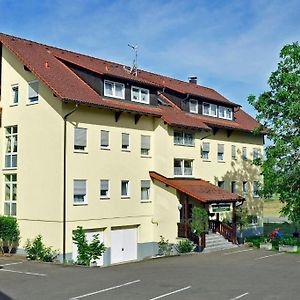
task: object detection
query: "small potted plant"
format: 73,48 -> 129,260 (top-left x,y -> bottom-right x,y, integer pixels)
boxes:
279,237 -> 298,253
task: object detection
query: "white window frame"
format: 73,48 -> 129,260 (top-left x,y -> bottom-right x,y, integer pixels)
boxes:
141,180 -> 151,202
202,142 -> 210,160
121,180 -> 130,198
141,135 -> 151,156
121,133 -> 130,151
100,179 -> 110,199
11,84 -> 19,105
4,174 -> 17,216
189,99 -> 198,114
28,80 -> 39,104
253,181 -> 259,197
104,80 -> 125,99
203,102 -> 218,117
4,126 -> 18,169
242,181 -> 248,194
242,147 -> 247,160
217,144 -> 225,161
174,159 -> 193,177
231,145 -> 237,160
253,148 -> 259,160
100,130 -> 110,149
218,106 -> 233,120
74,127 -> 87,152
174,131 -> 194,146
131,86 -> 150,104
73,179 -> 87,205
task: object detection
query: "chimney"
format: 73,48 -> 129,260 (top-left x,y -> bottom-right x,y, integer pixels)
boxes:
188,76 -> 197,84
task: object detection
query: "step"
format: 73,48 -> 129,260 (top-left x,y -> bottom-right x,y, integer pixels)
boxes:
203,243 -> 238,253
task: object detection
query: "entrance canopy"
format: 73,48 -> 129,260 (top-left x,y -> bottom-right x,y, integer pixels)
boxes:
149,171 -> 244,203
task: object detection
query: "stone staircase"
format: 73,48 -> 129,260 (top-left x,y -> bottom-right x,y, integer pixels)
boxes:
202,232 -> 238,253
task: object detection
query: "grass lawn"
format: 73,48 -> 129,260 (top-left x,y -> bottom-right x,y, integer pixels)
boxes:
263,199 -> 284,217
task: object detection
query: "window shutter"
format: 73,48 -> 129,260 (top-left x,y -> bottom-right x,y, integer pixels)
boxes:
218,144 -> 224,153
122,133 -> 129,146
203,142 -> 210,152
74,180 -> 86,195
100,180 -> 109,190
75,128 -> 87,147
141,135 -> 150,149
101,131 -> 109,147
141,180 -> 150,189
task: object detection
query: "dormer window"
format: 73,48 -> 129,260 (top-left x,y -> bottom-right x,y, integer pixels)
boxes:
219,106 -> 233,120
104,80 -> 125,99
131,86 -> 150,104
189,99 -> 198,113
203,102 -> 217,117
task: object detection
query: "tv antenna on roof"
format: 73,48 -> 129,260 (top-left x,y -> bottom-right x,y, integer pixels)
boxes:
124,43 -> 138,76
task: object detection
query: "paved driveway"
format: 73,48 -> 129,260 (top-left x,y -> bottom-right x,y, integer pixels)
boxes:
0,247 -> 299,300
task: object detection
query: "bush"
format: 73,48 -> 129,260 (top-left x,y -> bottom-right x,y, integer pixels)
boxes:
245,236 -> 268,248
158,235 -> 173,256
25,235 -> 58,262
72,226 -> 106,266
0,215 -> 20,255
176,239 -> 195,253
279,237 -> 299,246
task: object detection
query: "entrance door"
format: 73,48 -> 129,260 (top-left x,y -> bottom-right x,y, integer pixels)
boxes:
72,230 -> 104,266
111,227 -> 137,264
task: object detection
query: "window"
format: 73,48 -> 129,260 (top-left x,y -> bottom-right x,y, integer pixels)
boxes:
74,128 -> 87,151
231,181 -> 237,194
11,84 -> 19,105
73,180 -> 87,204
202,142 -> 210,160
100,130 -> 109,149
100,180 -> 109,199
174,131 -> 194,146
131,86 -> 150,104
242,181 -> 248,194
28,80 -> 39,103
121,133 -> 130,150
174,159 -> 193,176
189,99 -> 198,113
248,215 -> 258,226
217,144 -> 224,161
219,106 -> 233,120
203,102 -> 217,117
4,174 -> 17,216
121,180 -> 130,198
253,148 -> 259,160
218,181 -> 225,189
141,135 -> 150,155
231,145 -> 237,160
242,147 -> 247,160
5,126 -> 18,169
253,181 -> 259,197
141,180 -> 150,201
104,80 -> 125,99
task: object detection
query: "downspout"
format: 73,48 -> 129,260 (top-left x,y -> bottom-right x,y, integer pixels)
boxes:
63,103 -> 79,262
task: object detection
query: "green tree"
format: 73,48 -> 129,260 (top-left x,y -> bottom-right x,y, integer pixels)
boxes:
191,207 -> 208,249
248,42 -> 300,225
0,216 -> 20,255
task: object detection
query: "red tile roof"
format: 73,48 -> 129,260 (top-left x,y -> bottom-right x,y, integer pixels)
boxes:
149,172 -> 244,203
0,33 -> 262,133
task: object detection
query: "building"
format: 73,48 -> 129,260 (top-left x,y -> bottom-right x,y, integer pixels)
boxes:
0,33 -> 264,265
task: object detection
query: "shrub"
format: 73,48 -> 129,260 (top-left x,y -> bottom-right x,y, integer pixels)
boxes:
245,236 -> 268,248
176,239 -> 195,253
72,226 -> 106,266
0,215 -> 20,255
279,237 -> 299,246
25,235 -> 58,262
271,237 -> 281,250
158,235 -> 173,256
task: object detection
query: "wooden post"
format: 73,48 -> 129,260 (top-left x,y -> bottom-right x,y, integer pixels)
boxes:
232,202 -> 237,243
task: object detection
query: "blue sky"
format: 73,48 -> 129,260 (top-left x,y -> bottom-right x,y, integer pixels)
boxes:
1,0 -> 300,117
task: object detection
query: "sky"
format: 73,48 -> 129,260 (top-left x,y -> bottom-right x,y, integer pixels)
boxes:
1,0 -> 300,117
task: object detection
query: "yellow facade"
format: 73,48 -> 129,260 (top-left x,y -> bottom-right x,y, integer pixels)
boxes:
0,44 -> 263,264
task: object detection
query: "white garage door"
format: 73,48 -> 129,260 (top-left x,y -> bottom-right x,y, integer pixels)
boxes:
111,227 -> 137,264
72,230 -> 104,266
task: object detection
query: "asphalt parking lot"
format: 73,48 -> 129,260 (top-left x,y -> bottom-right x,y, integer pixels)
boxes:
0,247 -> 300,300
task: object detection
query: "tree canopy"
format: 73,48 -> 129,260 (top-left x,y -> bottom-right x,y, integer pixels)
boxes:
249,42 -> 300,224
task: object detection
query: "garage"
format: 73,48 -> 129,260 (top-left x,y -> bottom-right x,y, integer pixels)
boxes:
72,230 -> 104,266
111,227 -> 137,264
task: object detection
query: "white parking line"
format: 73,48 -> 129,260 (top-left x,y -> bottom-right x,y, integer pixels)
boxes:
148,286 -> 191,300
230,292 -> 249,300
0,262 -> 24,267
70,279 -> 141,299
224,249 -> 253,255
0,268 -> 46,277
255,252 -> 284,260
